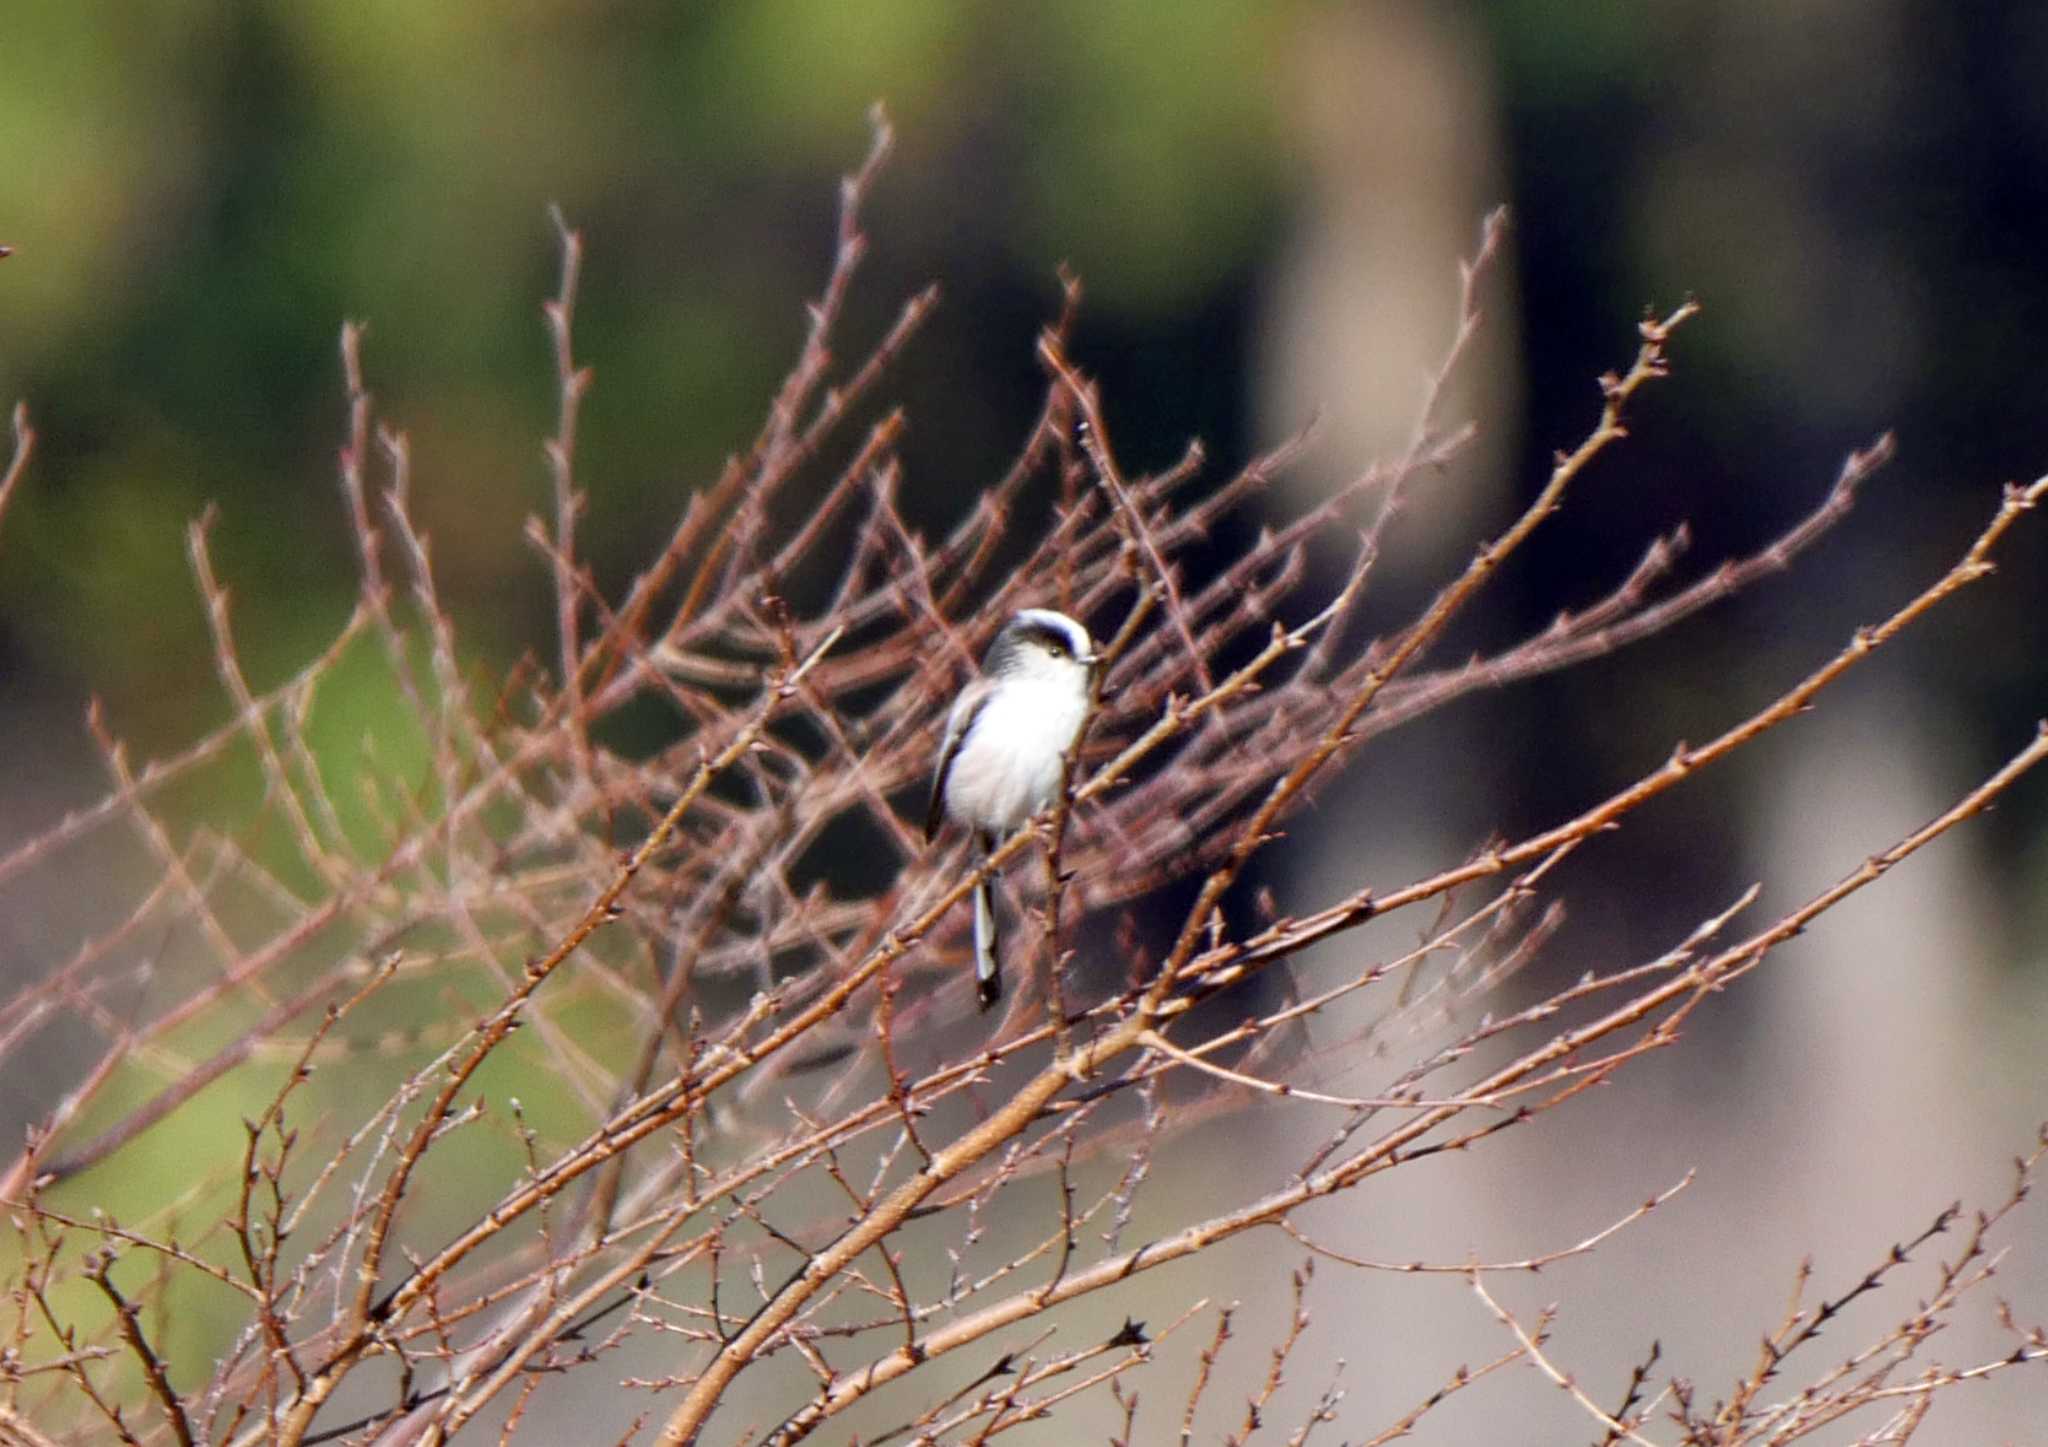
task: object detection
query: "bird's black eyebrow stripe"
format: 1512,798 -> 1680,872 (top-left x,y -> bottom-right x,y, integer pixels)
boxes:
1013,617 -> 1076,653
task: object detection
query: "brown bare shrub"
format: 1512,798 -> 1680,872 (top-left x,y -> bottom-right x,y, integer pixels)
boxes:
2,113 -> 2042,1446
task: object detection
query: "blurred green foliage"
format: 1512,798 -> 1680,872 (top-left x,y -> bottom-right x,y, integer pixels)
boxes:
0,2 -> 1308,753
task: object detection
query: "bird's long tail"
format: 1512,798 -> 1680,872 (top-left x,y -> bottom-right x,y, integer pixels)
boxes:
973,832 -> 1002,1010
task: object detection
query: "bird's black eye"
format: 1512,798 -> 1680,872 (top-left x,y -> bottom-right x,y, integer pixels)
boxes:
1046,639 -> 1068,657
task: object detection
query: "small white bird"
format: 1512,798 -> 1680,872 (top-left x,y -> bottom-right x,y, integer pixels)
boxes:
927,608 -> 1099,1009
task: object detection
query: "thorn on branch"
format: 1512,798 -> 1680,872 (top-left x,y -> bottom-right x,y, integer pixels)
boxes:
1107,1318 -> 1151,1348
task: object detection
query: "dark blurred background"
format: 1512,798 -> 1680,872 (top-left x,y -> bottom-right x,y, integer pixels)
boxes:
2,3 -> 2044,1439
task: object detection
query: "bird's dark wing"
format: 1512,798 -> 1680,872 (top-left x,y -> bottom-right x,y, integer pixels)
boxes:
926,684 -> 988,842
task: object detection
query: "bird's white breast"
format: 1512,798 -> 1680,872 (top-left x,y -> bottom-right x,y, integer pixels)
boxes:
945,674 -> 1089,835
